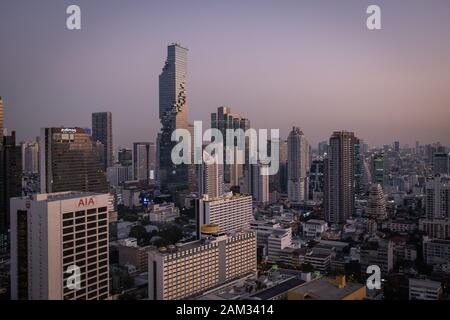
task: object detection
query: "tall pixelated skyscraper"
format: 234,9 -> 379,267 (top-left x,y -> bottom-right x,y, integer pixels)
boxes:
39,128 -> 108,194
92,112 -> 113,170
158,44 -> 189,191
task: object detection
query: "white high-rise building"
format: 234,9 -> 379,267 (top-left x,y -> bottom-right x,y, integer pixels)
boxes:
196,192 -> 253,236
425,176 -> 450,220
10,192 -> 111,300
288,127 -> 310,203
198,150 -> 224,198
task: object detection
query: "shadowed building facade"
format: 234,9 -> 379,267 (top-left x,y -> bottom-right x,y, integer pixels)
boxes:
39,128 -> 108,194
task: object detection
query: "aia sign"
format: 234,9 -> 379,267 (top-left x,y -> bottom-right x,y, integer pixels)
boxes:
77,197 -> 95,207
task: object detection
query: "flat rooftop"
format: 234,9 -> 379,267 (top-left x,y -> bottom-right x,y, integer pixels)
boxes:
289,277 -> 364,300
32,192 -> 103,202
250,277 -> 305,300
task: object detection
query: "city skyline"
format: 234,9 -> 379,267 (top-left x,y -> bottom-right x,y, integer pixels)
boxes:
1,0 -> 450,148
1,1 -> 450,303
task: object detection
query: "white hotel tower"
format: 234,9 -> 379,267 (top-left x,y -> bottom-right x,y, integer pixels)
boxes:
10,192 -> 112,300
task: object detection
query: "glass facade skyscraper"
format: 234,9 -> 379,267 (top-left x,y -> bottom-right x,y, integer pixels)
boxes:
39,128 -> 108,194
92,112 -> 113,170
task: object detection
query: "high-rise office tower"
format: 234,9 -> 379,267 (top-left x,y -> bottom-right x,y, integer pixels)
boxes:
0,97 -> 3,147
432,152 -> 450,175
133,142 -> 155,183
371,153 -> 388,187
324,131 -> 355,225
196,192 -> 253,237
211,106 -> 250,183
10,191 -> 111,300
367,184 -> 387,219
158,43 -> 189,191
287,127 -> 310,203
92,112 -> 113,170
148,227 -> 256,300
425,176 -> 450,220
39,128 -> 108,194
199,150 -> 224,198
0,131 -> 22,234
22,140 -> 39,174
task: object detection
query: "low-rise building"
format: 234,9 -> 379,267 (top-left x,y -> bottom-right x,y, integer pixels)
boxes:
267,228 -> 292,262
117,238 -> 150,274
302,219 -> 328,239
148,203 -> 179,223
409,278 -> 442,300
381,219 -> 417,233
423,238 -> 450,265
360,239 -> 394,275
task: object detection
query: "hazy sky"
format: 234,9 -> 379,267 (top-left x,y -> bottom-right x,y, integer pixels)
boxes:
1,0 -> 450,150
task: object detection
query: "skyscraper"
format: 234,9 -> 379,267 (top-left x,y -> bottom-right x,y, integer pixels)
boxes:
425,176 -> 450,220
133,142 -> 154,183
39,128 -> 108,194
0,131 -> 22,233
367,184 -> 387,219
10,192 -> 111,300
211,106 -> 250,183
371,153 -> 388,187
22,140 -> 39,173
354,137 -> 365,195
287,127 -> 310,203
159,44 -> 189,191
92,112 -> 113,170
309,158 -> 324,201
324,131 -> 355,225
248,163 -> 269,204
199,150 -> 224,198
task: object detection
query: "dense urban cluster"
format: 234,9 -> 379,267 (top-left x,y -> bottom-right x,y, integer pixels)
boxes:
0,44 -> 449,301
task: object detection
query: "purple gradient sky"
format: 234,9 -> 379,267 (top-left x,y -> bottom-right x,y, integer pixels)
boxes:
1,0 -> 450,149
